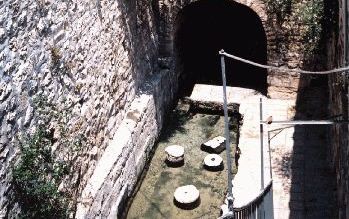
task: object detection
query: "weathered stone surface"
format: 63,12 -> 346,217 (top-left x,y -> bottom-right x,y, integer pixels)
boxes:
165,145 -> 184,164
0,28 -> 5,43
174,185 -> 200,205
201,136 -> 226,154
185,84 -> 243,115
23,105 -> 33,127
203,154 -> 223,171
0,84 -> 12,102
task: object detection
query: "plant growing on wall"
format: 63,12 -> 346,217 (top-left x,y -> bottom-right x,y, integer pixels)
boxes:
298,0 -> 324,57
12,126 -> 70,218
264,0 -> 293,21
12,91 -> 87,218
12,49 -> 87,217
264,0 -> 338,61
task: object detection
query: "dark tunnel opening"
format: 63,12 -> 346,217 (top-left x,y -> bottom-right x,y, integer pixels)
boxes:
175,0 -> 268,97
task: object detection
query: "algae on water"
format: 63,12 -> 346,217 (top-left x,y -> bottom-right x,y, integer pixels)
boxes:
127,102 -> 239,219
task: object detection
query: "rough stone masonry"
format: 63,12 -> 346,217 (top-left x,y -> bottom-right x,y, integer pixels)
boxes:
0,0 -> 175,217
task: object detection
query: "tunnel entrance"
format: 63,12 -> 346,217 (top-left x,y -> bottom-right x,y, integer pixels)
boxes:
175,0 -> 268,96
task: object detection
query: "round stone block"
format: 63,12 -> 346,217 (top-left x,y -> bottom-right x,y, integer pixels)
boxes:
204,154 -> 224,171
174,185 -> 200,209
165,145 -> 184,167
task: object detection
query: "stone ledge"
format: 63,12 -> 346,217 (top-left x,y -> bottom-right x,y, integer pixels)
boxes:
75,69 -> 174,218
75,94 -> 158,218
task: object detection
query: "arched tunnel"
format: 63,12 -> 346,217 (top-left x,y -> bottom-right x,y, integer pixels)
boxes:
175,0 -> 268,97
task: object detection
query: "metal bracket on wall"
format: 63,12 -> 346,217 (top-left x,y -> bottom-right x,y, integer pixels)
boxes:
261,120 -> 349,125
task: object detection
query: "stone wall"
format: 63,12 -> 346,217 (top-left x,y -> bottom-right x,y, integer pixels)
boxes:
0,0 -> 174,217
328,0 -> 349,218
75,70 -> 175,218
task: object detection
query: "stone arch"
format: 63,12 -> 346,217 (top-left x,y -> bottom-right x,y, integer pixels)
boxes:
171,0 -> 268,96
158,0 -> 268,56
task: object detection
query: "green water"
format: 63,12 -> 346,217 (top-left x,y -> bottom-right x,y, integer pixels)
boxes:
126,102 -> 238,219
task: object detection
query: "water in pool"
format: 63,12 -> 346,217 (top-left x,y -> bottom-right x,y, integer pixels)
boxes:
126,101 -> 239,219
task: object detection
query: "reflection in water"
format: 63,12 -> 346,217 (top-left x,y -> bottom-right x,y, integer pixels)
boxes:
127,102 -> 238,218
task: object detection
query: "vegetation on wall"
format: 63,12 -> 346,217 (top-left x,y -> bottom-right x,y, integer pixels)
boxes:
12,49 -> 86,218
12,125 -> 70,218
297,0 -> 324,55
264,0 -> 293,21
264,0 -> 338,61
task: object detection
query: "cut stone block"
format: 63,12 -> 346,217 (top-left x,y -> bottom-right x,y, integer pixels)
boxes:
201,136 -> 226,153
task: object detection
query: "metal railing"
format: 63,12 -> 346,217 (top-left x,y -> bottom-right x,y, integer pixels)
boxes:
233,181 -> 273,219
218,49 -> 349,219
219,51 -> 273,218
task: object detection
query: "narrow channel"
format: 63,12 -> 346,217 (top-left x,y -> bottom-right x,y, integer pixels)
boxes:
125,100 -> 241,218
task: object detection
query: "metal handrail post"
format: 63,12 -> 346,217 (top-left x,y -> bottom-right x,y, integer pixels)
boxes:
219,50 -> 234,217
268,131 -> 273,179
260,98 -> 264,190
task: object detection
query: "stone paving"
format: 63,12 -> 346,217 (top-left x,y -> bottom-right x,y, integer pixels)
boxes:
231,95 -> 296,213
190,84 -> 337,218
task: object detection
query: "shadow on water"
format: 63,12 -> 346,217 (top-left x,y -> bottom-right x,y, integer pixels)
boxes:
159,101 -> 191,142
125,101 -> 240,218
